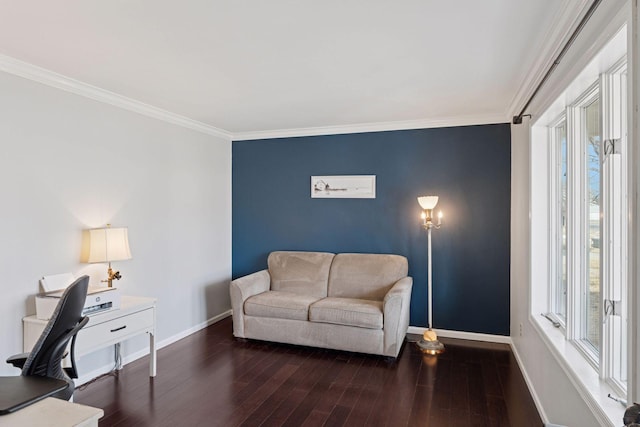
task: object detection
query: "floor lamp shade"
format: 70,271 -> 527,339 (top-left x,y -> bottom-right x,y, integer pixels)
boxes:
81,227 -> 132,263
417,196 -> 439,210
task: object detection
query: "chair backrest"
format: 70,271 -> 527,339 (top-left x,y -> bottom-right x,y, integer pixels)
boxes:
22,275 -> 89,380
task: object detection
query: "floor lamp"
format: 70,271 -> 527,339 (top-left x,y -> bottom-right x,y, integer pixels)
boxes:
416,195 -> 444,355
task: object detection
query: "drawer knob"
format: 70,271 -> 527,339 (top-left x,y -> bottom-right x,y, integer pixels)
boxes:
110,325 -> 127,333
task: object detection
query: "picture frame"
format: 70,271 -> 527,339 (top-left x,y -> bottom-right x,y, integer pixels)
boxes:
311,175 -> 376,199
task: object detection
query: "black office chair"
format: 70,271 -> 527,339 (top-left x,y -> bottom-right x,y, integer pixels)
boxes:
6,275 -> 90,400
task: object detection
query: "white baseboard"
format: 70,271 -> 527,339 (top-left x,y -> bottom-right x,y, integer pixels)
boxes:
76,309 -> 232,385
155,309 -> 232,351
509,340 -> 550,424
407,326 -> 512,344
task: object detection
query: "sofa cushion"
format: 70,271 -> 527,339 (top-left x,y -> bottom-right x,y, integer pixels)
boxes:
244,291 -> 320,321
309,297 -> 383,329
327,253 -> 408,300
268,251 -> 335,298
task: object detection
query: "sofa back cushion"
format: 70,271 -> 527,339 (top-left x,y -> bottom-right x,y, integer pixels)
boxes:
327,253 -> 408,300
268,251 -> 335,298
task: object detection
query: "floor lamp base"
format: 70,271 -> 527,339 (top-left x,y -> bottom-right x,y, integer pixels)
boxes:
416,338 -> 445,355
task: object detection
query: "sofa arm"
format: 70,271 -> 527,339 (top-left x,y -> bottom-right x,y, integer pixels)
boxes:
382,277 -> 413,357
230,269 -> 270,338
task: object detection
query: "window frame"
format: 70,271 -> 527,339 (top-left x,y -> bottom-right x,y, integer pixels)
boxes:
546,59 -> 628,393
567,83 -> 601,367
548,114 -> 568,327
600,59 -> 628,395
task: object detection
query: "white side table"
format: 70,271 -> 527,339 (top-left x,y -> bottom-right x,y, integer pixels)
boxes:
23,296 -> 157,377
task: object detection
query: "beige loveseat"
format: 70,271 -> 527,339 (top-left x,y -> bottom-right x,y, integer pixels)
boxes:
230,251 -> 412,358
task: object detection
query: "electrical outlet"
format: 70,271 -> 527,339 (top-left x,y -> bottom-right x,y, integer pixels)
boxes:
519,323 -> 523,336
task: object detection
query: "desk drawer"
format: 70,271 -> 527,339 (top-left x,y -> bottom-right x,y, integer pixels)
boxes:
76,308 -> 154,355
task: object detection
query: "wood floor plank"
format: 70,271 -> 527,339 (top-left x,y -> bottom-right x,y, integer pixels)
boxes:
255,351 -> 332,426
496,353 -> 544,427
467,361 -> 490,419
376,347 -> 420,427
324,404 -> 351,427
299,409 -> 327,427
487,395 -> 511,427
228,362 -> 299,426
279,355 -> 339,427
74,317 -> 543,427
449,359 -> 469,413
313,356 -> 361,416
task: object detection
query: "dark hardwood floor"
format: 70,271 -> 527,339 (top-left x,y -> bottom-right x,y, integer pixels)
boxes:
75,317 -> 543,426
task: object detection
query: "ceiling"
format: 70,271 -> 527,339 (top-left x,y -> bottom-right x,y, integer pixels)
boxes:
0,1 -> 574,137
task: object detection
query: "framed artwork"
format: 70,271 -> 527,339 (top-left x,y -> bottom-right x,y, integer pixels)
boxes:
311,175 -> 376,199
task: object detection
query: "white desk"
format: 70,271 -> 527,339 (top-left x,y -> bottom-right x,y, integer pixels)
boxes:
23,296 -> 157,377
0,397 -> 103,427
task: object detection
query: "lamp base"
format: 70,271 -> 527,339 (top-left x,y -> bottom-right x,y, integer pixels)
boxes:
417,338 -> 445,355
416,330 -> 445,355
101,266 -> 122,288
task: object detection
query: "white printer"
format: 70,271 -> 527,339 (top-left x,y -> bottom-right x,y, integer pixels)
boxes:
35,273 -> 121,320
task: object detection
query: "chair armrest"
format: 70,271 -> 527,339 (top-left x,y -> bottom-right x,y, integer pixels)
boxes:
382,277 -> 413,357
230,269 -> 270,338
6,352 -> 29,369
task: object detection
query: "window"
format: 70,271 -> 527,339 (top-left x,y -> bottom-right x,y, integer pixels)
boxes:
545,59 -> 627,393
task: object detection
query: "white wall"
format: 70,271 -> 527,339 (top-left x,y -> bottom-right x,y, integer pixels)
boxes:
0,69 -> 231,376
510,1 -> 630,426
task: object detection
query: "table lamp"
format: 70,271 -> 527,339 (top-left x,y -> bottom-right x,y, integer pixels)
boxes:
81,224 -> 132,287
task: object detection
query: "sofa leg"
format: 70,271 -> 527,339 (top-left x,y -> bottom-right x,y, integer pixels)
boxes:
383,356 -> 397,365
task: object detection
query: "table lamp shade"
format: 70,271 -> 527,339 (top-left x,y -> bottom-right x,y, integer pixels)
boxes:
417,196 -> 439,210
81,227 -> 132,263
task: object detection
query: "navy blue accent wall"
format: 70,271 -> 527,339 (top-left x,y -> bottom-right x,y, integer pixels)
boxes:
232,124 -> 511,335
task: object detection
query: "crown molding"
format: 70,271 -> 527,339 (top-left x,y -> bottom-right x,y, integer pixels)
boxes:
0,54 -> 509,143
506,0 -> 592,118
232,113 -> 507,141
0,54 -> 232,141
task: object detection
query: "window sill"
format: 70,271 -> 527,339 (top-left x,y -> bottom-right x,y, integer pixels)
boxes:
530,315 -> 624,427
